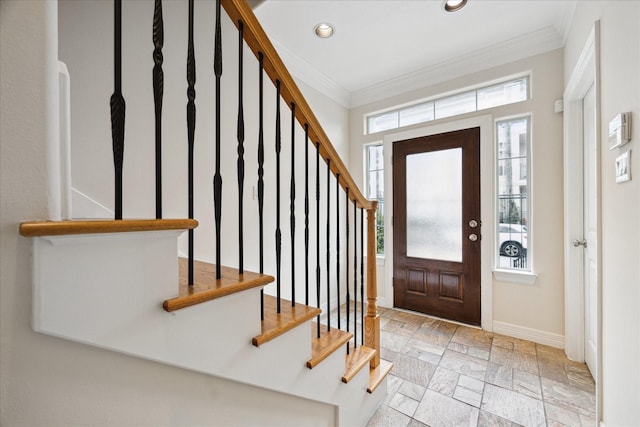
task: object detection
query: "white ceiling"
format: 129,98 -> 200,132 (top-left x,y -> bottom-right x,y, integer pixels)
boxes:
253,0 -> 577,107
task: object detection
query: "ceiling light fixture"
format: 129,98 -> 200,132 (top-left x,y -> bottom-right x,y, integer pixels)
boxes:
314,23 -> 334,38
443,0 -> 467,12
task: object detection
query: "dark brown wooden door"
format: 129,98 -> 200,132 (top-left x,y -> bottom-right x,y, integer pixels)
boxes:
393,128 -> 481,325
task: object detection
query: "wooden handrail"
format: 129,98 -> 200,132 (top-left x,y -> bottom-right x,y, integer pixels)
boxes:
221,0 -> 373,212
221,0 -> 381,369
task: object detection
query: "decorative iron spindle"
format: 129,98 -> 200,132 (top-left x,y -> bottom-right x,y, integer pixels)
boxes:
237,20 -> 245,274
360,207 -> 365,345
336,174 -> 340,329
290,103 -> 296,306
353,198 -> 358,348
186,0 -> 196,285
304,124 -> 310,306
345,188 -> 350,354
315,142 -> 321,338
213,0 -> 223,279
275,80 -> 282,313
326,159 -> 331,331
258,52 -> 265,319
152,0 -> 164,219
110,0 -> 125,220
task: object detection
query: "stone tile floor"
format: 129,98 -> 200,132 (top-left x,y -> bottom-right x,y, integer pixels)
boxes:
362,307 -> 596,427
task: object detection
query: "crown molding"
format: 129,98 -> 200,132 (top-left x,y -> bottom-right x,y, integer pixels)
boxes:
555,0 -> 578,46
350,26 -> 563,108
271,38 -> 352,108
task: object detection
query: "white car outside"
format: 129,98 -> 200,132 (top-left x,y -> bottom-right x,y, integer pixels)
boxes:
499,223 -> 527,258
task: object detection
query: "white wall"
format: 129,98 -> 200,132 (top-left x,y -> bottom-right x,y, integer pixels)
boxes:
0,1 -> 339,425
564,2 -> 640,425
349,49 -> 566,340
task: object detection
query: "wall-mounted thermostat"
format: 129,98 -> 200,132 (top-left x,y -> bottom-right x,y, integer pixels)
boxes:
609,112 -> 631,150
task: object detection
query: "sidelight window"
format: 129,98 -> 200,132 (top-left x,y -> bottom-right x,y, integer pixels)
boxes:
496,116 -> 530,271
366,143 -> 385,255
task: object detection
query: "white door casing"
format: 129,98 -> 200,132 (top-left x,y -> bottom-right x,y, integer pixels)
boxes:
563,20 -> 601,420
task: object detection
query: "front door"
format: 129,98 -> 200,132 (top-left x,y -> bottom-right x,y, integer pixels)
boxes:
393,128 -> 481,325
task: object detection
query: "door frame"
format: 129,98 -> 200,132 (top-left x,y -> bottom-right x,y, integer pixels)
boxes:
563,21 -> 601,419
383,115 -> 494,331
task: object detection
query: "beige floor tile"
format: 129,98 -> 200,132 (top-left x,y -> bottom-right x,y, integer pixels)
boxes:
544,402 -> 582,426
566,364 -> 595,393
452,326 -> 493,351
440,349 -> 488,381
537,356 -> 568,384
399,380 -> 427,401
381,329 -> 411,352
459,375 -> 485,394
477,410 -> 519,427
383,318 -> 421,337
366,405 -> 412,427
490,345 -> 539,375
482,383 -> 545,427
414,390 -> 479,427
493,334 -> 537,355
414,327 -> 454,347
393,353 -> 437,387
513,369 -> 542,400
541,377 -> 596,418
384,374 -> 404,405
454,385 -> 482,408
486,362 -> 513,389
428,366 -> 459,397
389,392 -> 420,417
403,346 -> 443,365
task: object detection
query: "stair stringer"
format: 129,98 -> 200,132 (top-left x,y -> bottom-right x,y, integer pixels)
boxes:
29,229 -> 385,426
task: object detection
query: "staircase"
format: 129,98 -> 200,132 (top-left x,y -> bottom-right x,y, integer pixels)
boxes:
19,0 -> 392,425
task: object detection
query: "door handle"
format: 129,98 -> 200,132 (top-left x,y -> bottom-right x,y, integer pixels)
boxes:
573,239 -> 588,248
469,233 -> 479,242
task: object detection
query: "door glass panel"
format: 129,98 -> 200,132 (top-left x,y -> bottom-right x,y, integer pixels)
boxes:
406,148 -> 462,262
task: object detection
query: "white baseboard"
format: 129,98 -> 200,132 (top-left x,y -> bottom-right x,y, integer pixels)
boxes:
492,320 -> 564,349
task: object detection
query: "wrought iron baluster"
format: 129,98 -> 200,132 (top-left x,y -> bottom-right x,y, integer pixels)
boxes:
110,0 -> 125,220
275,80 -> 282,313
304,124 -> 310,306
186,0 -> 196,285
326,159 -> 331,331
345,188 -> 350,354
258,52 -> 265,319
360,207 -> 365,345
353,199 -> 358,348
336,174 -> 340,329
213,0 -> 223,279
237,20 -> 245,274
290,103 -> 296,306
152,0 -> 164,219
315,142 -> 321,338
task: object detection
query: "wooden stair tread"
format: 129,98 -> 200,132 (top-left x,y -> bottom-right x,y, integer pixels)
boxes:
19,219 -> 198,237
307,323 -> 353,369
342,345 -> 376,383
367,359 -> 394,394
163,258 -> 274,312
253,295 -> 321,347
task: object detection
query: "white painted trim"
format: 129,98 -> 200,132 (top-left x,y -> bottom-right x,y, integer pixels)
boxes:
493,321 -> 564,349
382,115 -> 494,332
492,269 -> 538,285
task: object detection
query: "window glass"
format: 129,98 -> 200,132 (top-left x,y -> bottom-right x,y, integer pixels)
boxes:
367,111 -> 398,134
435,92 -> 476,120
399,102 -> 434,127
496,117 -> 530,271
366,144 -> 385,254
477,78 -> 528,109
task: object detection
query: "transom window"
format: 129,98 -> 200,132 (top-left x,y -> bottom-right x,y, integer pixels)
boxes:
366,77 -> 529,134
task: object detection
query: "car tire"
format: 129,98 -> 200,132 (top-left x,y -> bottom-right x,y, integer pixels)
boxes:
500,241 -> 523,258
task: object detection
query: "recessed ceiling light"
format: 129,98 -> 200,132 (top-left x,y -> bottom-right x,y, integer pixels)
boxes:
443,0 -> 467,12
314,23 -> 334,38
